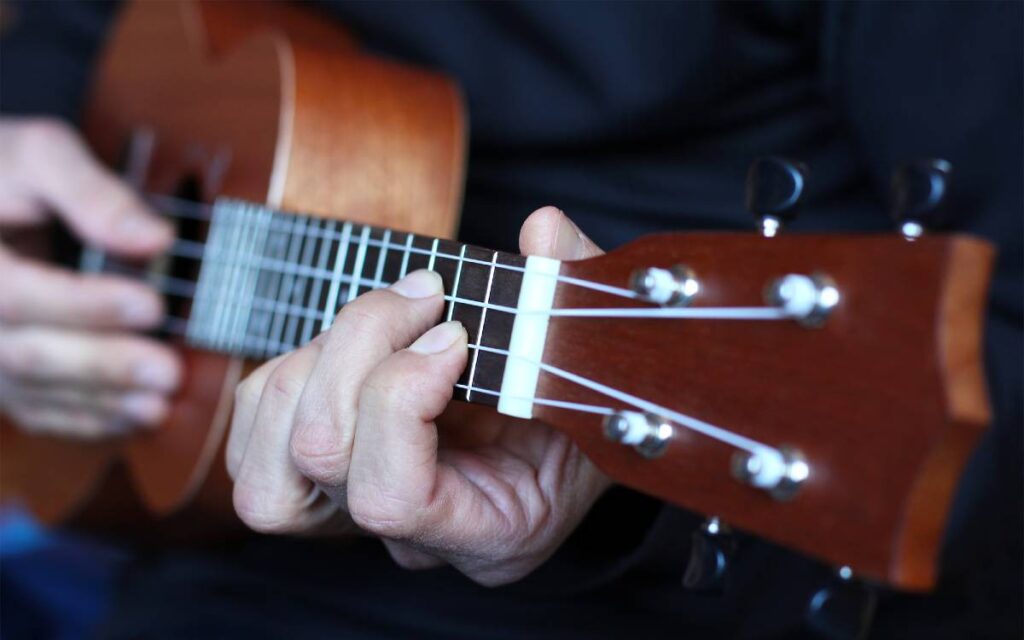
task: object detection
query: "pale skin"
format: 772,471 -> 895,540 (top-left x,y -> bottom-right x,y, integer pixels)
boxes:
1,116 -> 611,586
227,208 -> 612,586
0,118 -> 182,437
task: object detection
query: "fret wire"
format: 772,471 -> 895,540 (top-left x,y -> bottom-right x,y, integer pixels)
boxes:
346,225 -> 371,304
200,205 -> 230,344
427,237 -> 439,271
256,213 -> 291,357
465,251 -> 499,402
285,215 -> 317,349
302,219 -> 335,344
228,205 -> 264,350
399,232 -> 414,278
266,212 -> 301,356
446,244 -> 467,322
243,208 -> 276,352
160,200 -> 638,302
372,228 -> 391,290
321,222 -> 353,332
278,215 -> 309,354
211,205 -> 248,349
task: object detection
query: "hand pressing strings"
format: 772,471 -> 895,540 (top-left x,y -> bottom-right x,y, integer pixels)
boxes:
227,206 -> 613,585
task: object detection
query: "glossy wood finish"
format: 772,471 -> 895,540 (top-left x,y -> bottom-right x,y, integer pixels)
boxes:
0,0 -> 464,522
538,233 -> 992,590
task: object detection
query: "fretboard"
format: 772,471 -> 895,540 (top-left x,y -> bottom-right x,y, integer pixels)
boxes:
185,199 -> 531,407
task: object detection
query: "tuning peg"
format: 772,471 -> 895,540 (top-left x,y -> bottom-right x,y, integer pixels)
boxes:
682,517 -> 736,593
746,157 -> 808,237
890,158 -> 952,239
805,567 -> 878,640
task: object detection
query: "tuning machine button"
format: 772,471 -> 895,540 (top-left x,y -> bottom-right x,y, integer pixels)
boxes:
765,273 -> 840,327
731,446 -> 809,501
805,567 -> 878,640
890,158 -> 952,240
682,517 -> 736,593
630,265 -> 699,307
746,157 -> 809,237
603,411 -> 673,458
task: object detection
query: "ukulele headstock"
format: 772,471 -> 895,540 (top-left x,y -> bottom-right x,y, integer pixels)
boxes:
530,160 -> 993,591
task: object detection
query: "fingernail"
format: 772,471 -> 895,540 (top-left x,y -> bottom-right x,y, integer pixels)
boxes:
121,392 -> 167,425
119,215 -> 173,244
552,211 -> 585,260
390,269 -> 443,299
409,321 -> 465,355
121,296 -> 161,325
134,361 -> 178,391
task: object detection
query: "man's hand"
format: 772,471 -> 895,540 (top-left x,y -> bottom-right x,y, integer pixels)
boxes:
0,118 -> 182,437
228,207 -> 610,585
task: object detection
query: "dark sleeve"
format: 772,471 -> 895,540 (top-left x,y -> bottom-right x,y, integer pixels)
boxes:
824,1 -> 1023,635
0,0 -> 122,121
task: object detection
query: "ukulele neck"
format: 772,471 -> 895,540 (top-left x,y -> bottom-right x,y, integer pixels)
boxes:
89,198 -> 562,411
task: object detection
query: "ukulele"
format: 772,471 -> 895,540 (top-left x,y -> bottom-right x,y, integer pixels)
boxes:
0,0 -> 993,593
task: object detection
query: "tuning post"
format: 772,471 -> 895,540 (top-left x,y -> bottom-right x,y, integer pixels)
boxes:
765,272 -> 839,327
890,158 -> 952,241
746,157 -> 808,237
630,265 -> 699,306
731,446 -> 808,501
603,411 -> 673,459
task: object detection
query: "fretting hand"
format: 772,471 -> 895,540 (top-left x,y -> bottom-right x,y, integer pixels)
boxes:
228,207 -> 611,585
0,118 -> 181,437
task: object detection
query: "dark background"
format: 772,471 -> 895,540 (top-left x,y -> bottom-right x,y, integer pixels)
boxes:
1,1 -> 1021,638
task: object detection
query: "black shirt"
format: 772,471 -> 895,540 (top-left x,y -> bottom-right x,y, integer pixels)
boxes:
2,1 -> 1021,638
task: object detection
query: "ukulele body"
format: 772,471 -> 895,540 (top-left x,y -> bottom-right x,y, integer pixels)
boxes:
0,0 -> 465,528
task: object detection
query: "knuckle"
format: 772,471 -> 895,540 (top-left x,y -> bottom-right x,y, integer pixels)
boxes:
347,490 -> 417,539
333,296 -> 406,351
265,363 -> 305,404
289,415 -> 350,486
232,483 -> 298,535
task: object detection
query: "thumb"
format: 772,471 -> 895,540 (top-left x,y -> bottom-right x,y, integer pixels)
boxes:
518,206 -> 603,261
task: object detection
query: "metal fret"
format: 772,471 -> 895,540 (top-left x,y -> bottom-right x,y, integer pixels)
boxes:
255,215 -> 292,356
285,215 -> 317,348
346,225 -> 371,304
321,221 -> 353,331
427,237 -> 439,271
399,232 -> 414,278
233,206 -> 273,353
372,228 -> 391,290
303,219 -> 334,344
465,251 -> 499,402
266,214 -> 304,356
446,244 -> 467,322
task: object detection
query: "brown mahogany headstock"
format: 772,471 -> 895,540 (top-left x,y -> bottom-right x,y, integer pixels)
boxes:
535,232 -> 993,590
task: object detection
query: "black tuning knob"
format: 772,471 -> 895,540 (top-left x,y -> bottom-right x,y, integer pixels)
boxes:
746,157 -> 809,237
805,568 -> 878,640
682,517 -> 736,593
890,158 -> 953,239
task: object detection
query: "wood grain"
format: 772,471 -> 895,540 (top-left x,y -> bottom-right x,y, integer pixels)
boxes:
537,233 -> 992,590
0,0 -> 464,523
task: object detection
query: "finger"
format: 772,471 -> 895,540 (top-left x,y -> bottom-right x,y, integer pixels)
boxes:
226,353 -> 288,480
382,540 -> 446,570
0,248 -> 166,329
288,270 -> 445,498
2,118 -> 172,255
518,206 -> 604,260
3,401 -> 131,439
0,379 -> 170,427
233,343 -> 331,534
347,321 -> 469,541
0,325 -> 181,390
